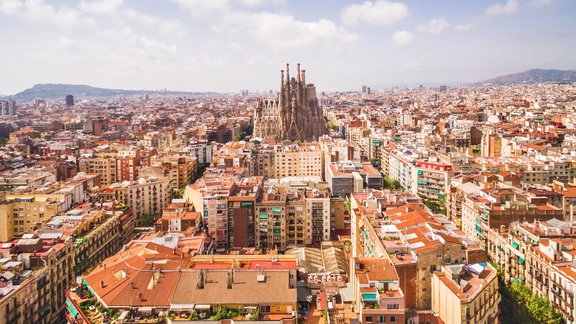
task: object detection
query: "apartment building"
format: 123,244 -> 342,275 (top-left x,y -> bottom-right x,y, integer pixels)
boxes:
484,219 -> 576,323
96,175 -> 172,225
461,188 -> 563,247
70,250 -> 298,323
185,140 -> 214,165
151,155 -> 197,188
0,195 -> 64,241
352,258 -> 406,324
432,263 -> 500,324
154,201 -> 202,233
326,161 -> 382,196
78,153 -> 117,186
227,177 -> 262,248
413,160 -> 452,203
0,202 -> 133,324
254,142 -> 323,179
256,186 -> 288,251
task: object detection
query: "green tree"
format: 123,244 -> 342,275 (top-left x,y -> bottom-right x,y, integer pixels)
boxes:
139,212 -> 155,227
423,199 -> 447,215
344,200 -> 351,213
383,175 -> 402,190
501,282 -> 563,324
326,120 -> 339,131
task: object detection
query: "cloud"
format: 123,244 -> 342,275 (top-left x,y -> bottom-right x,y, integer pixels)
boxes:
341,0 -> 409,26
250,13 -> 357,48
454,22 -> 475,32
0,0 -> 81,28
0,0 -> 23,15
174,0 -> 356,49
392,30 -> 413,45
485,0 -> 520,16
57,36 -> 74,49
417,18 -> 449,35
78,0 -> 122,15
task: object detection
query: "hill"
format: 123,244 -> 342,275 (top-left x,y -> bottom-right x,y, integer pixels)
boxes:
6,83 -> 214,101
479,69 -> 576,85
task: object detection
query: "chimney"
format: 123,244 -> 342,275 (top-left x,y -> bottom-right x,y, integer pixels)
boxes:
301,69 -> 306,86
100,281 -> 105,289
227,269 -> 233,289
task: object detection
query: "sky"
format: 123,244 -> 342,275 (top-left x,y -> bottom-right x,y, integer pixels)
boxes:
0,0 -> 574,94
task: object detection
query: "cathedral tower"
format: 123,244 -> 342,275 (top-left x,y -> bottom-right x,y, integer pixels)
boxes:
254,64 -> 326,142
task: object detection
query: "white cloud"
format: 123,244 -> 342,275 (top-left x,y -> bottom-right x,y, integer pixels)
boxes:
57,36 -> 73,49
171,0 -> 230,18
78,0 -> 122,15
0,0 -> 23,15
174,0 -> 356,49
0,0 -> 81,28
341,0 -> 409,26
392,30 -> 413,45
249,13 -> 356,48
417,18 -> 449,35
485,0 -> 520,16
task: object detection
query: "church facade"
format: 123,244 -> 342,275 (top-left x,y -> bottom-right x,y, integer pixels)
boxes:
254,64 -> 326,142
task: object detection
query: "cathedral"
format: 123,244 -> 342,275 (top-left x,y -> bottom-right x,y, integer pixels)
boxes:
253,64 -> 326,142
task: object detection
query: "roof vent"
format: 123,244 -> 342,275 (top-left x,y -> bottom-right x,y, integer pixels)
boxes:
257,274 -> 266,282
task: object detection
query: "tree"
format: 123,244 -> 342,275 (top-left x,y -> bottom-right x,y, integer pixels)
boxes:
423,199 -> 447,215
139,213 -> 155,227
344,200 -> 351,213
383,175 -> 402,190
370,158 -> 381,171
500,282 -> 563,324
326,121 -> 339,131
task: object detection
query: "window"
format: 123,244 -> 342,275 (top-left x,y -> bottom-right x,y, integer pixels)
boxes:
260,306 -> 270,313
390,316 -> 396,323
365,316 -> 373,323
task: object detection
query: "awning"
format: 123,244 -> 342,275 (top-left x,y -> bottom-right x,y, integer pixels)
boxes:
512,242 -> 519,249
138,307 -> 154,313
195,304 -> 211,310
170,304 -> 195,311
244,306 -> 258,310
519,257 -> 525,264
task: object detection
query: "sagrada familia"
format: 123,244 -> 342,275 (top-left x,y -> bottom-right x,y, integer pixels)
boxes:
253,64 -> 326,142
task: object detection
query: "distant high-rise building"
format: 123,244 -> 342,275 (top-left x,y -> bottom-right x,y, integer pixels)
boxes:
253,63 -> 326,141
65,94 -> 74,107
0,100 -> 16,116
34,98 -> 46,108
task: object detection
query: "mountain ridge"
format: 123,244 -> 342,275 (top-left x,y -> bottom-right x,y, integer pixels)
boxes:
4,83 -> 216,101
478,69 -> 576,85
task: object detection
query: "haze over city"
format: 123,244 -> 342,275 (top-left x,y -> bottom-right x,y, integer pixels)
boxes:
0,0 -> 574,94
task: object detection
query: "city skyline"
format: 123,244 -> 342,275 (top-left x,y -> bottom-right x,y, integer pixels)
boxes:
0,0 -> 574,94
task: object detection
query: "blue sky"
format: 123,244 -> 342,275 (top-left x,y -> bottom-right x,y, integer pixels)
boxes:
0,0 -> 574,94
